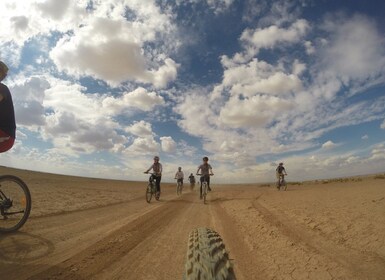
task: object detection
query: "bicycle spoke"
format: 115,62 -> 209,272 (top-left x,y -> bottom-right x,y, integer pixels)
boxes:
0,176 -> 31,232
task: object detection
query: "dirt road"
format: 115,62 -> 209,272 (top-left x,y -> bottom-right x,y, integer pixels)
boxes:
1,169 -> 385,280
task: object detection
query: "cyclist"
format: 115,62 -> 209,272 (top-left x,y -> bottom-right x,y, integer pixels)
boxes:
174,166 -> 184,188
144,156 -> 163,196
196,156 -> 214,199
0,61 -> 16,153
188,173 -> 195,185
276,162 -> 287,188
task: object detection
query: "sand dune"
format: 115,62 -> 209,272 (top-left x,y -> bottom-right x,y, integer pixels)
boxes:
0,166 -> 384,279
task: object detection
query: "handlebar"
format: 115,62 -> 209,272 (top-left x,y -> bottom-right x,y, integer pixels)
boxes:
196,174 -> 214,176
144,172 -> 160,176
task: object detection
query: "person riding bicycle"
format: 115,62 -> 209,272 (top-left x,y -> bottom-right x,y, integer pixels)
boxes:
0,61 -> 16,153
196,156 -> 214,199
188,173 -> 196,184
144,156 -> 163,196
276,162 -> 287,187
174,166 -> 184,187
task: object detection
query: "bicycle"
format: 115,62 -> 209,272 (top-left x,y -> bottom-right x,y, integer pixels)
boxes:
197,174 -> 213,204
175,178 -> 183,196
0,175 -> 32,232
144,172 -> 160,203
276,174 -> 287,191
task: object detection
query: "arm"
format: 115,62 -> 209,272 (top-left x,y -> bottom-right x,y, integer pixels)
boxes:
144,164 -> 153,173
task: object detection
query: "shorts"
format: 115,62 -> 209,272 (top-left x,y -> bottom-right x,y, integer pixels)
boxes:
0,129 -> 15,153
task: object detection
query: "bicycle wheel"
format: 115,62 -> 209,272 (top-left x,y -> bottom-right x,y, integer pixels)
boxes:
0,175 -> 32,233
282,180 -> 287,191
183,227 -> 236,280
145,183 -> 152,203
203,182 -> 207,204
155,186 -> 160,201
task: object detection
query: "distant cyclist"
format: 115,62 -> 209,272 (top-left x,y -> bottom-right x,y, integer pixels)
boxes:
197,156 -> 214,199
174,166 -> 184,187
188,173 -> 195,184
144,156 -> 163,196
0,61 -> 16,153
276,162 -> 287,187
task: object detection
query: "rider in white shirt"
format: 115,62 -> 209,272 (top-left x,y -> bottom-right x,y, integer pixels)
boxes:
175,167 -> 184,187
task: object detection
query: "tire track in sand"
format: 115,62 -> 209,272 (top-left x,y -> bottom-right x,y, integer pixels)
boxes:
252,198 -> 385,279
27,191 -> 215,280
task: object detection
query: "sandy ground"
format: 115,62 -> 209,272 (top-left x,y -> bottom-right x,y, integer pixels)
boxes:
0,166 -> 385,280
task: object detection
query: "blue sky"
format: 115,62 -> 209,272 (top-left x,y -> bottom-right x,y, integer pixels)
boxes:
1,0 -> 385,183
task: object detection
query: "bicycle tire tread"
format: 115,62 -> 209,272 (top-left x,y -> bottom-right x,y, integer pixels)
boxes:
184,227 -> 236,280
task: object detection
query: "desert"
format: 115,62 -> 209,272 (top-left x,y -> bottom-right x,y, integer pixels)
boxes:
0,165 -> 385,280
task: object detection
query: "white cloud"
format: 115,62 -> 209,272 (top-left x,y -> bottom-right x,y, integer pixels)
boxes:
381,120 -> 385,129
125,137 -> 159,156
219,95 -> 293,127
362,135 -> 369,140
160,136 -> 177,153
240,19 -> 309,54
102,87 -> 165,113
125,121 -> 154,138
321,140 -> 337,150
320,14 -> 385,84
1,0 -> 179,88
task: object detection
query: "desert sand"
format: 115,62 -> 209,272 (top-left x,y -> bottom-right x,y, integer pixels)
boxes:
0,166 -> 385,280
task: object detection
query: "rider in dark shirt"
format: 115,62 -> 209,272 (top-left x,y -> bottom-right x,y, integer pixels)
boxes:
0,61 -> 16,153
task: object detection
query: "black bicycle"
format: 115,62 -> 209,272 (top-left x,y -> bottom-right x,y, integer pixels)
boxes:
197,174 -> 213,204
276,174 -> 288,191
0,175 -> 32,232
144,172 -> 160,203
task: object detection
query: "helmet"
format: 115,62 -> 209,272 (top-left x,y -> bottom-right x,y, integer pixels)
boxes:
203,156 -> 209,161
0,61 -> 9,80
279,162 -> 283,165
154,156 -> 159,160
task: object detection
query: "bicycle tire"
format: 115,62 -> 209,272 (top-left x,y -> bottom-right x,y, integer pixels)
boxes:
282,180 -> 287,191
177,182 -> 182,196
0,175 -> 32,233
183,227 -> 236,280
203,182 -> 207,204
145,183 -> 152,203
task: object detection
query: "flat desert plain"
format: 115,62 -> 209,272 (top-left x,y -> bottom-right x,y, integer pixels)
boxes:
0,166 -> 385,280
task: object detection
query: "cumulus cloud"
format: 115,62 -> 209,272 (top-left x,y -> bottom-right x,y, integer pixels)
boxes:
102,87 -> 165,113
1,0 -> 179,88
240,19 -> 309,55
125,121 -> 154,138
320,14 -> 385,84
219,95 -> 293,127
160,136 -> 177,153
125,137 -> 159,156
321,140 -> 337,150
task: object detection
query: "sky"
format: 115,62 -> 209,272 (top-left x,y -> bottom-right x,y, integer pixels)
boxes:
0,0 -> 385,183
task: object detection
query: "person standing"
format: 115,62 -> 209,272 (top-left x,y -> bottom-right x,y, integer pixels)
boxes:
0,61 -> 16,153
